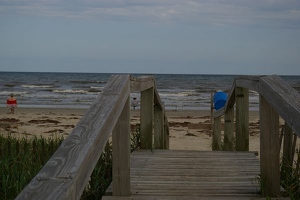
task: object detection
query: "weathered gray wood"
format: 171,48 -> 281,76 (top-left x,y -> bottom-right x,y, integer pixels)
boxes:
103,197 -> 288,200
112,96 -> 131,196
213,107 -> 225,118
154,104 -> 164,149
16,75 -> 131,200
153,87 -> 168,149
213,81 -> 235,118
140,86 -> 154,149
259,95 -> 280,197
130,76 -> 154,92
213,116 -> 222,150
154,87 -> 164,109
235,76 -> 260,92
282,123 -> 294,170
225,81 -> 236,111
260,75 -> 300,137
164,115 -> 170,149
292,133 -> 297,160
211,92 -> 214,129
224,106 -> 235,151
103,150 -> 261,199
235,87 -> 249,151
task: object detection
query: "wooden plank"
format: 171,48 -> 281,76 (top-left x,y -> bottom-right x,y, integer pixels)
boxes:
282,123 -> 294,167
130,76 -> 154,92
212,116 -> 222,150
103,196 -> 289,200
112,96 -> 131,196
224,106 -> 235,151
259,95 -> 280,197
103,150 -> 261,199
260,75 -> 300,137
235,76 -> 260,92
281,122 -> 294,183
164,115 -> 170,149
154,104 -> 164,149
235,87 -> 249,151
154,87 -> 164,109
16,75 -> 131,200
213,107 -> 225,118
140,86 -> 154,149
224,80 -> 236,110
210,92 -> 214,129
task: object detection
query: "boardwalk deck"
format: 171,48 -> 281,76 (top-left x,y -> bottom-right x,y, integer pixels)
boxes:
103,150 -> 262,200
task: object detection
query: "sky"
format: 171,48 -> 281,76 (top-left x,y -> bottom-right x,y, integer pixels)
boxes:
0,0 -> 300,75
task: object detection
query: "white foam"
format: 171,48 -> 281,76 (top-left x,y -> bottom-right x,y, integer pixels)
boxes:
21,84 -> 53,88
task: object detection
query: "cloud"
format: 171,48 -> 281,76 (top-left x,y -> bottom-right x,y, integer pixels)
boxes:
1,0 -> 300,28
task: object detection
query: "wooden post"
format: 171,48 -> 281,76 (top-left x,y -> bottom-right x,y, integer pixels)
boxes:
235,87 -> 249,151
210,92 -> 214,130
213,116 -> 221,150
260,95 -> 280,197
112,96 -> 131,196
140,87 -> 154,149
154,104 -> 164,149
164,115 -> 170,149
282,123 -> 294,171
224,106 -> 234,151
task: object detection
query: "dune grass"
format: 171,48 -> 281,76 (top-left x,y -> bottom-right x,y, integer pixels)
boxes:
0,126 -> 140,200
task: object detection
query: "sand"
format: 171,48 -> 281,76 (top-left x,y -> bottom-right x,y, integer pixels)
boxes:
0,106 -> 263,153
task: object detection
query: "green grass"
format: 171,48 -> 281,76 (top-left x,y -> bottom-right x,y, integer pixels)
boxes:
0,126 -> 141,200
0,134 -> 64,199
280,149 -> 300,200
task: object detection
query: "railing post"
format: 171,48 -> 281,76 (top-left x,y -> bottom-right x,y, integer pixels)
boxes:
213,116 -> 222,150
154,104 -> 164,149
235,87 -> 249,151
260,95 -> 280,197
140,87 -> 154,149
282,123 -> 294,179
224,106 -> 234,151
112,96 -> 131,196
210,92 -> 214,130
164,116 -> 170,149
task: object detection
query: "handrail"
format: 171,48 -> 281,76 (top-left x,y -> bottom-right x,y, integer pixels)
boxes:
259,75 -> 300,135
130,75 -> 169,150
212,74 -> 300,197
215,75 -> 300,135
16,74 -> 169,199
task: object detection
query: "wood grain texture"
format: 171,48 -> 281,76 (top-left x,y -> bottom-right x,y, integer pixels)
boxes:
130,76 -> 154,92
154,87 -> 169,149
235,76 -> 260,92
154,104 -> 164,149
213,117 -> 221,150
260,75 -> 300,136
16,75 -> 131,200
282,123 -> 294,169
235,87 -> 249,151
164,115 -> 170,149
224,106 -> 235,151
103,150 -> 261,199
259,95 -> 280,197
140,87 -> 154,149
112,96 -> 131,195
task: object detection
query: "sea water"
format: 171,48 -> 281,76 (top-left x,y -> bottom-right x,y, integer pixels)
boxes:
0,72 -> 299,110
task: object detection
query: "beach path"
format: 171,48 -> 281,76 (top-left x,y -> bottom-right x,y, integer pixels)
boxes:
103,150 -> 261,200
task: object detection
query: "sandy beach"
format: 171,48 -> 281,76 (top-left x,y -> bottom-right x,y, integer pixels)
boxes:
0,106 -> 264,153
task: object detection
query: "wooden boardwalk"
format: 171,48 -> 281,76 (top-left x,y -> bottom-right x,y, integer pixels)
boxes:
103,150 -> 261,200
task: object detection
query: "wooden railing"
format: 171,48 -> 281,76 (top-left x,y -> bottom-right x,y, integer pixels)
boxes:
212,75 -> 300,197
16,75 -> 169,199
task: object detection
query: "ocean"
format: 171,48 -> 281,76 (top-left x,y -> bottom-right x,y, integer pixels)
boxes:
0,72 -> 299,111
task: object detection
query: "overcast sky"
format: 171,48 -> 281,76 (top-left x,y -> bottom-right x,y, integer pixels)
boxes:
0,0 -> 300,75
